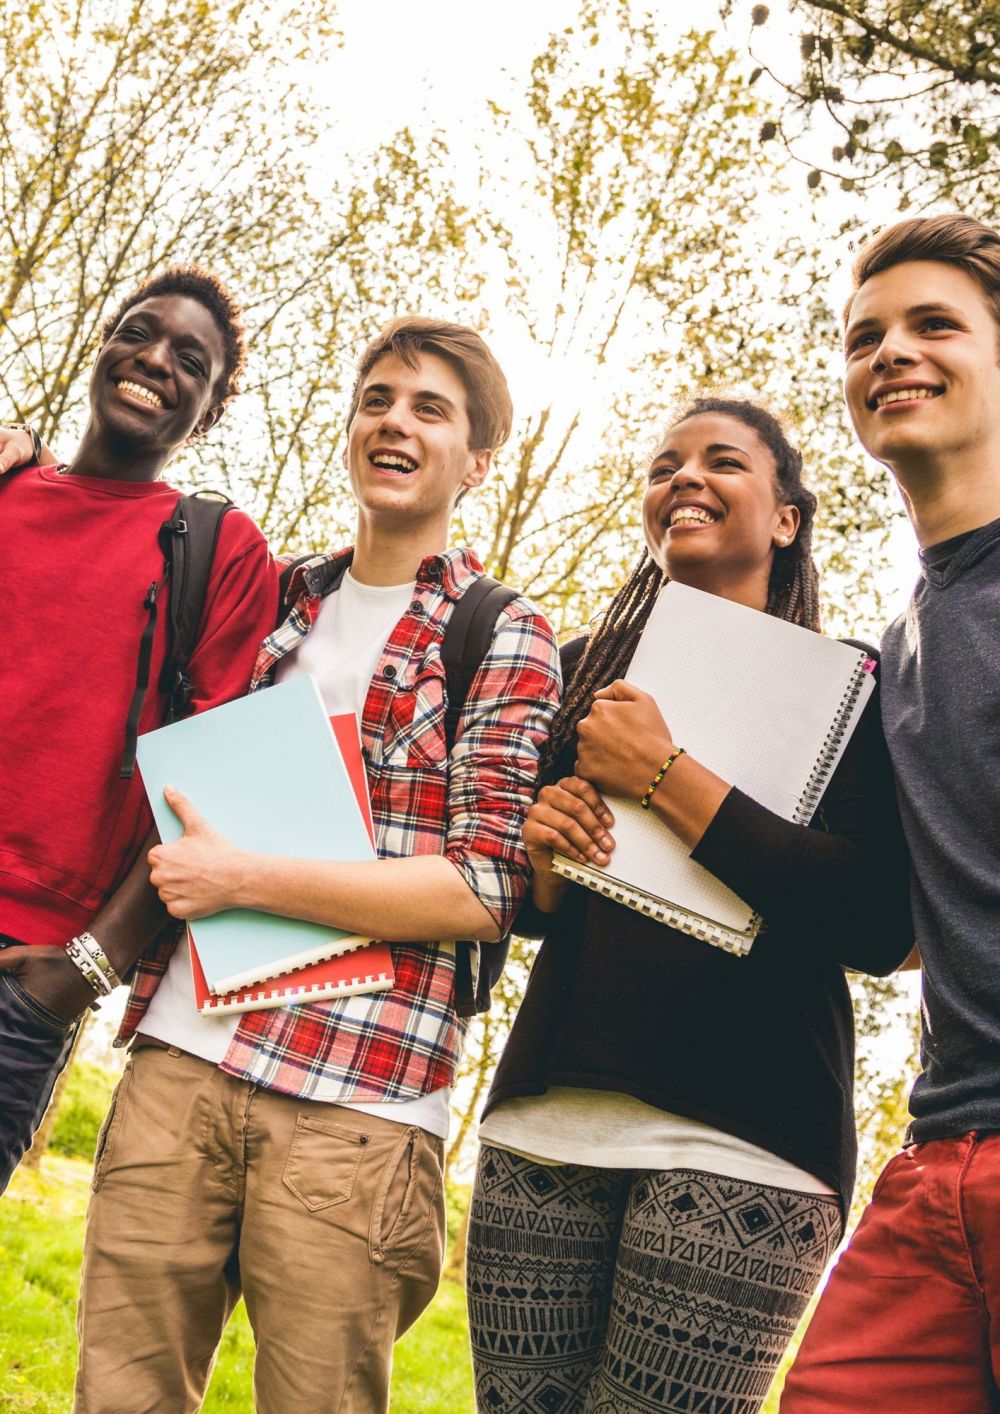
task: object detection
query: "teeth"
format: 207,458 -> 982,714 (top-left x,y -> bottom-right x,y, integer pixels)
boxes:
117,380 -> 163,408
875,388 -> 937,408
371,454 -> 417,472
670,507 -> 716,527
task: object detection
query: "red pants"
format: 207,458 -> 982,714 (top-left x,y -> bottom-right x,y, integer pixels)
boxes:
781,1133 -> 1000,1413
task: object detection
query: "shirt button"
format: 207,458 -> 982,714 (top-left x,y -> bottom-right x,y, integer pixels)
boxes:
427,563 -> 441,580
410,600 -> 424,615
383,664 -> 397,680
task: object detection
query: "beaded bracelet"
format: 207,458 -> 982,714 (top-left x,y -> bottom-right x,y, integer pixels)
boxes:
640,747 -> 686,809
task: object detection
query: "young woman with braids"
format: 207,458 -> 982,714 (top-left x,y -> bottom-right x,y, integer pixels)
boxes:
465,399 -> 913,1414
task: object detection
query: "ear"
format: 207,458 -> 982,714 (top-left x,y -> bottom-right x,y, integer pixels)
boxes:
462,448 -> 492,491
192,402 -> 225,440
772,503 -> 801,549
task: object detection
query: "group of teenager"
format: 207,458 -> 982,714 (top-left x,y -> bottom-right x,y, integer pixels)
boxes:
0,209 -> 997,1413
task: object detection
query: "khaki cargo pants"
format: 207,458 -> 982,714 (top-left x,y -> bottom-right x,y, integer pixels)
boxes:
73,1042 -> 446,1413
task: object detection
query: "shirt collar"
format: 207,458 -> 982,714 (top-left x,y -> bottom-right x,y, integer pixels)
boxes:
286,544 -> 485,603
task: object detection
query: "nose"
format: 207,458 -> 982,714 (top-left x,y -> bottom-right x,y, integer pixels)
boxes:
869,324 -> 916,374
134,336 -> 172,380
668,460 -> 706,490
377,397 -> 413,437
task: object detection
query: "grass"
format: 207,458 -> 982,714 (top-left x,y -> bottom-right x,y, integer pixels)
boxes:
0,1156 -> 803,1412
0,1156 -> 474,1413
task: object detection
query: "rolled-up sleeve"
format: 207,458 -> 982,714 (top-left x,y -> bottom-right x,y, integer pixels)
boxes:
444,602 -> 561,934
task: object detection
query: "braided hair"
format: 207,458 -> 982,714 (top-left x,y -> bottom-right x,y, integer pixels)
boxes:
543,398 -> 820,776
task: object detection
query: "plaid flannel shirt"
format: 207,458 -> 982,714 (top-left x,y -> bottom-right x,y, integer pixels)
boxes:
119,546 -> 561,1103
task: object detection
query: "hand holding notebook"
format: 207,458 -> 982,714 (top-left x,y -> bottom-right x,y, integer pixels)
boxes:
552,582 -> 875,954
138,675 -> 379,994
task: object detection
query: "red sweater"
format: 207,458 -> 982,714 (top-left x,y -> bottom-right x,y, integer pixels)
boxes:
0,466 -> 277,946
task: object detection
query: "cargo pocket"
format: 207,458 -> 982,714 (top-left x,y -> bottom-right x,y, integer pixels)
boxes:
282,1115 -> 369,1212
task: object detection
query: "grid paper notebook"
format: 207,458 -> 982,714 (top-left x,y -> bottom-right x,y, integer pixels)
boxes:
553,581 -> 875,955
137,675 -> 377,993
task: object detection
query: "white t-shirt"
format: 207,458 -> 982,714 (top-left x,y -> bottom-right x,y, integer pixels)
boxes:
140,569 -> 453,1139
479,1087 -> 836,1193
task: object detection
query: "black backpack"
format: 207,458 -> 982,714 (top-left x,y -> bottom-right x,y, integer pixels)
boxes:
277,559 -> 519,1016
119,490 -> 235,778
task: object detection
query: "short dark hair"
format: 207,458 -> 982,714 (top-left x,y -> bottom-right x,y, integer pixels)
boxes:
347,316 -> 513,453
846,214 -> 1000,329
100,266 -> 247,409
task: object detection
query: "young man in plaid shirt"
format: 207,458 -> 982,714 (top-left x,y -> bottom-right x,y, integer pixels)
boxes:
73,318 -> 562,1413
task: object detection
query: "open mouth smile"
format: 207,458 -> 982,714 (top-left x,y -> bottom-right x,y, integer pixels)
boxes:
868,386 -> 943,411
669,505 -> 720,529
369,452 -> 418,475
114,379 -> 165,410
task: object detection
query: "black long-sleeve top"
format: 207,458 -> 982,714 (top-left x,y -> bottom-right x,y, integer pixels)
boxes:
484,637 -> 913,1217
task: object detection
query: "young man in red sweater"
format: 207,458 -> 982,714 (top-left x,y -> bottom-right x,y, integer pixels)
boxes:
0,268 -> 277,1192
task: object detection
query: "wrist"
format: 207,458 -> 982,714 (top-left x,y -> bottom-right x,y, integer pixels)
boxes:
640,747 -> 686,810
229,848 -> 265,910
531,869 -> 569,914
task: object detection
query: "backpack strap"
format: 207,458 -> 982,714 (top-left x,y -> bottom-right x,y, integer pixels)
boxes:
443,575 -> 520,1017
119,490 -> 234,778
441,576 -> 519,756
276,554 -> 318,627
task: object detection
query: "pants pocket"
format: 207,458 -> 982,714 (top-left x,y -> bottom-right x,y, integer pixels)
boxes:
0,972 -> 74,1036
282,1114 -> 369,1212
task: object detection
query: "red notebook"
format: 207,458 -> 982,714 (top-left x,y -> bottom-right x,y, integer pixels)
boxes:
189,713 -> 392,1013
189,930 -> 394,1015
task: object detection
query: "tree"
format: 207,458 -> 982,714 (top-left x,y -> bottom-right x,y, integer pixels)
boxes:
0,0 -> 480,552
744,0 -> 1000,217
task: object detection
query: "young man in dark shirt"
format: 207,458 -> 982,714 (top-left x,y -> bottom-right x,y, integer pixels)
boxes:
782,215 -> 1000,1410
0,269 -> 277,1193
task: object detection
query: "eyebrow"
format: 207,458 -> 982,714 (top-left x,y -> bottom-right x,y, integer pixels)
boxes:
653,442 -> 748,460
119,310 -> 212,359
846,303 -> 962,338
362,382 -> 458,415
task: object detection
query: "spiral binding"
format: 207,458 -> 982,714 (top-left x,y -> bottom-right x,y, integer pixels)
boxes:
792,655 -> 870,826
201,969 -> 395,1015
551,855 -> 758,956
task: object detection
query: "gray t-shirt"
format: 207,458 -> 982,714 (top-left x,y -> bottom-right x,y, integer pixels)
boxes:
881,516 -> 1000,1139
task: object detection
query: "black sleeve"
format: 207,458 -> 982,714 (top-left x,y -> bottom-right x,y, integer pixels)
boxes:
691,666 -> 913,975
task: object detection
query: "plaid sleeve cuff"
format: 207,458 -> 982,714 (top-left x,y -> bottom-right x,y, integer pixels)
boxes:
444,603 -> 561,934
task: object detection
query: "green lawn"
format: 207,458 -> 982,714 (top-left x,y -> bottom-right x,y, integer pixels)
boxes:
0,1157 -> 474,1413
0,1155 -> 802,1412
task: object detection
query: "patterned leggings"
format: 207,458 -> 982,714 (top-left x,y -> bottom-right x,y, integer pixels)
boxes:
466,1146 -> 841,1414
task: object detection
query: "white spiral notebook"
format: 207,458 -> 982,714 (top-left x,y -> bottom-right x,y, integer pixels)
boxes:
552,582 -> 875,955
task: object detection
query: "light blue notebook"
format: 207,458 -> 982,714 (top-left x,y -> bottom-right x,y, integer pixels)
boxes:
137,675 -> 377,993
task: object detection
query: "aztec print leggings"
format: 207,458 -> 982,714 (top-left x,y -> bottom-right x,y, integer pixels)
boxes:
466,1145 -> 842,1414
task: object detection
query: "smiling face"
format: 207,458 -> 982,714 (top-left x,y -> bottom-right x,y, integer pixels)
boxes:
345,351 -> 490,535
844,260 -> 1000,479
642,412 -> 799,608
89,294 -> 226,463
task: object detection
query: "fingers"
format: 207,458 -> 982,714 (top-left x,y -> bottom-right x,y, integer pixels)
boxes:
591,679 -> 639,702
0,435 -> 30,475
526,778 -> 616,866
557,775 -> 614,827
162,785 -> 204,833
